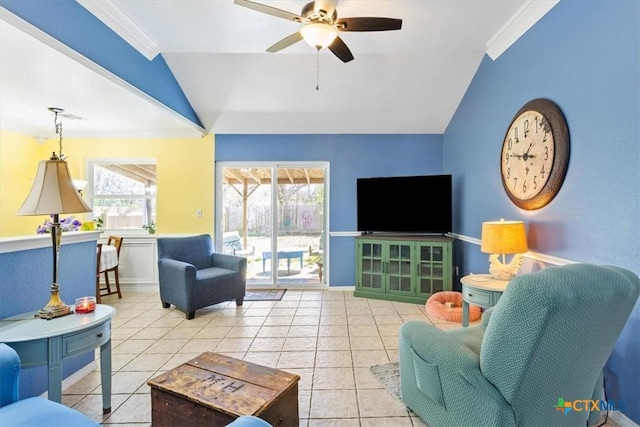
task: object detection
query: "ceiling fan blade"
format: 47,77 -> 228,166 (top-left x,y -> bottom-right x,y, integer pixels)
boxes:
336,17 -> 403,32
266,32 -> 304,53
328,36 -> 354,63
234,0 -> 303,22
314,0 -> 338,17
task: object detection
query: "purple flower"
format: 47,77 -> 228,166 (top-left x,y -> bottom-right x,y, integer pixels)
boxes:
36,215 -> 81,234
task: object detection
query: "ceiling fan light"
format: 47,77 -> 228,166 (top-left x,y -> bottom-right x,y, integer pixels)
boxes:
301,23 -> 337,49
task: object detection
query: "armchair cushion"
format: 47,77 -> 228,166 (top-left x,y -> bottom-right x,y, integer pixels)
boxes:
399,264 -> 640,427
157,234 -> 247,319
1,397 -> 99,426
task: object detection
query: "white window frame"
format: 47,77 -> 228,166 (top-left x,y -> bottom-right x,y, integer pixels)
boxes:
85,157 -> 157,233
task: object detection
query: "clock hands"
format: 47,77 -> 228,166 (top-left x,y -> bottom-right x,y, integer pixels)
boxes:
511,140 -> 536,161
509,151 -> 536,161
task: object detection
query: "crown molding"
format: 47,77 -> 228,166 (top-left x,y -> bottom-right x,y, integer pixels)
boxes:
486,0 -> 560,60
77,0 -> 160,61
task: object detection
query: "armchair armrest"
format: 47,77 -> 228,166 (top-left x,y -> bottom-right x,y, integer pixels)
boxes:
211,253 -> 247,272
158,257 -> 196,288
401,321 -> 480,372
0,344 -> 20,407
158,259 -> 197,281
158,259 -> 198,312
399,321 -> 507,401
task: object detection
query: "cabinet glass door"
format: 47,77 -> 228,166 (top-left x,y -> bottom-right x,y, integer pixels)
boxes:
358,241 -> 385,293
417,243 -> 447,296
386,242 -> 413,295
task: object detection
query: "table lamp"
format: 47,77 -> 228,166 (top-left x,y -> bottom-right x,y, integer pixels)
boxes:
16,108 -> 92,319
481,219 -> 528,280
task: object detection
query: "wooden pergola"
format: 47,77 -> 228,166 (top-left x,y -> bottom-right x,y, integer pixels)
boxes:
222,167 -> 325,249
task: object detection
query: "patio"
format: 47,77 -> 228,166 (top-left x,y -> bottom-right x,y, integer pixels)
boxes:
233,235 -> 323,286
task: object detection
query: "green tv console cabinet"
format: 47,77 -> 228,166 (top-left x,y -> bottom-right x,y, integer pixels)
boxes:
355,235 -> 453,304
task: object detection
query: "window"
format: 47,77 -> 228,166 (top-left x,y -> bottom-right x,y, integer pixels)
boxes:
88,159 -> 156,230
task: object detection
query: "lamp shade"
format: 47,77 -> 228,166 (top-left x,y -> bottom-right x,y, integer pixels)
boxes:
17,160 -> 92,216
481,219 -> 528,254
301,23 -> 338,49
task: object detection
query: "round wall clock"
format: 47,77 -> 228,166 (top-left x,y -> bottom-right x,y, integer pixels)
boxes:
500,98 -> 570,210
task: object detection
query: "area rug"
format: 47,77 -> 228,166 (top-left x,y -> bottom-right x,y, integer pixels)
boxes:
370,362 -> 402,402
244,289 -> 287,301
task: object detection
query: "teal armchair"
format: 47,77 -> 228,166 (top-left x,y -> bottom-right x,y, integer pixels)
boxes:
399,264 -> 640,427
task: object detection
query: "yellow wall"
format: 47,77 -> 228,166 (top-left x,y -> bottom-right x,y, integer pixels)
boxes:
0,130 -> 215,237
0,131 -> 50,235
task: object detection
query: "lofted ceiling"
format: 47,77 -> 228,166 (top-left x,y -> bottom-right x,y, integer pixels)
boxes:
0,1 -> 557,139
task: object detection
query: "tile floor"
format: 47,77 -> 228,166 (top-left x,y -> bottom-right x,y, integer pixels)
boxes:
61,289 -> 624,427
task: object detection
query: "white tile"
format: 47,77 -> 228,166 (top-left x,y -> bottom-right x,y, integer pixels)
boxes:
309,389 -> 359,418
64,289 -> 441,426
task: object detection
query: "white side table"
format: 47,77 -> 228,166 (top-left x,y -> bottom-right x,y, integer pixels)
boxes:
0,304 -> 115,413
460,274 -> 510,327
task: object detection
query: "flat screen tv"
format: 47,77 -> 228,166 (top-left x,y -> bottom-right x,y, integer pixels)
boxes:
357,174 -> 452,234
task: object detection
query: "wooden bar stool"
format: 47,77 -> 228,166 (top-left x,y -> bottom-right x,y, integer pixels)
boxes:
97,236 -> 123,302
96,243 -> 103,303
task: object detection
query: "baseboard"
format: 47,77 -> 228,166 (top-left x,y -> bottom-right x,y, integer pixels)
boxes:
121,284 -> 356,293
120,283 -> 158,293
328,286 -> 355,292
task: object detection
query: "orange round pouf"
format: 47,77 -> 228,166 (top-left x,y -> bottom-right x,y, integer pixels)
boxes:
425,291 -> 481,323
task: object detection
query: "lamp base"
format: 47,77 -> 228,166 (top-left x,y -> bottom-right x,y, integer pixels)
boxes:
38,304 -> 72,320
38,283 -> 72,320
488,253 -> 524,281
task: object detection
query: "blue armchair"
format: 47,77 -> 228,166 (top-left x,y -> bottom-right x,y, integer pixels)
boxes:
157,234 -> 247,319
399,264 -> 640,427
0,343 -> 99,426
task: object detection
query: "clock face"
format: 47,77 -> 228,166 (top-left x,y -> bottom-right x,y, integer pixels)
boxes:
501,110 -> 554,200
500,99 -> 569,210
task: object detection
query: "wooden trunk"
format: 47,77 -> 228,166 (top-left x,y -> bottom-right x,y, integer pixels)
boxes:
147,352 -> 300,427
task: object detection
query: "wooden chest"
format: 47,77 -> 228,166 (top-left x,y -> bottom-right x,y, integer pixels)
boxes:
147,352 -> 300,427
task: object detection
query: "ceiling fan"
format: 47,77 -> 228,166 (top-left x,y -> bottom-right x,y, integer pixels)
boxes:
234,0 -> 402,63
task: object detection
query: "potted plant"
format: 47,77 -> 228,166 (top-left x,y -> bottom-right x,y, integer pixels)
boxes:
142,221 -> 156,234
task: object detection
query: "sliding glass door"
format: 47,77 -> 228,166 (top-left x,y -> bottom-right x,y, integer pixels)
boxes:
216,162 -> 327,287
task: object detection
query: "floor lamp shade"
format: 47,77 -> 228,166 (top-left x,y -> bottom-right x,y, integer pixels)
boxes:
17,160 -> 91,216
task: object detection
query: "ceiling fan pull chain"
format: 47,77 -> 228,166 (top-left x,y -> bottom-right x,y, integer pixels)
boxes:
316,48 -> 320,91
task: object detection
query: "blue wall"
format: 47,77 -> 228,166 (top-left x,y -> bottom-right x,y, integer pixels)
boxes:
443,1 -> 640,421
0,238 -> 98,398
216,134 -> 443,285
